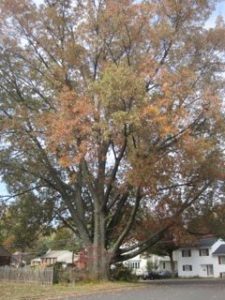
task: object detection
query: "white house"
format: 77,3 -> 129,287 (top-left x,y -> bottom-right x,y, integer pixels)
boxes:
175,237 -> 225,278
124,253 -> 178,276
31,250 -> 78,267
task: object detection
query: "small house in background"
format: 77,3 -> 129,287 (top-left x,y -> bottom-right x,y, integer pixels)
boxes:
31,249 -> 88,270
0,246 -> 11,266
11,252 -> 35,267
31,250 -> 78,268
31,257 -> 41,267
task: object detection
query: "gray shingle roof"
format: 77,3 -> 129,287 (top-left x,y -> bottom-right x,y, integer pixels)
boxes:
197,237 -> 218,248
41,250 -> 72,259
212,244 -> 225,255
41,250 -> 74,264
0,246 -> 11,257
181,237 -> 218,249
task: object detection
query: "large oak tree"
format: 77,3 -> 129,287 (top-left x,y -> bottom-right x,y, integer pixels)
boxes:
0,0 -> 225,279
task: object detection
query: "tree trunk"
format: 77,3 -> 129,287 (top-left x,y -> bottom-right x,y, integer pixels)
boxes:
168,251 -> 176,278
87,208 -> 111,280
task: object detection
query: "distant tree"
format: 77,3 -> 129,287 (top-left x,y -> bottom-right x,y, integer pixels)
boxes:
1,194 -> 54,251
48,227 -> 82,251
0,0 -> 225,279
187,204 -> 225,240
34,227 -> 82,256
0,202 -> 6,244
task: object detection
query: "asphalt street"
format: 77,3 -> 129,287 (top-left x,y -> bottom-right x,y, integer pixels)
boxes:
74,279 -> 225,300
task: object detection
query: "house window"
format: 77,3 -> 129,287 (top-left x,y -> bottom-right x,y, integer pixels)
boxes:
182,265 -> 192,271
182,249 -> 191,257
199,249 -> 209,256
132,261 -> 140,269
218,256 -> 225,265
163,262 -> 166,269
127,261 -> 140,269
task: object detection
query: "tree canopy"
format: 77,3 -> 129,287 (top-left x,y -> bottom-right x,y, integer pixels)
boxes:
0,0 -> 225,279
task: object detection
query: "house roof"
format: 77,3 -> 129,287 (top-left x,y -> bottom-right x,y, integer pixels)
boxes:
0,246 -> 11,257
196,237 -> 218,248
31,257 -> 41,262
212,244 -> 225,256
180,237 -> 218,249
41,250 -> 76,264
42,250 -> 71,259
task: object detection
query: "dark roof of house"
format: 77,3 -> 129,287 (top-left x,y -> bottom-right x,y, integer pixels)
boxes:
197,237 -> 218,248
181,237 -> 218,249
212,244 -> 225,256
0,246 -> 11,257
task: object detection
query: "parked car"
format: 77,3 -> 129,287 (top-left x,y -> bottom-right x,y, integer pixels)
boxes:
142,271 -> 162,280
158,271 -> 172,278
142,270 -> 175,280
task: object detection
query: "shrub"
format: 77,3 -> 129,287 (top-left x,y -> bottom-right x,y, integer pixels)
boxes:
110,263 -> 137,282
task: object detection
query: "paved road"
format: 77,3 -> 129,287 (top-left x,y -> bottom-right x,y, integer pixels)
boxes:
74,280 -> 225,300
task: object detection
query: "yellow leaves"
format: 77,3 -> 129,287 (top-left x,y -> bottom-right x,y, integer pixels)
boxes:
91,63 -> 146,133
92,63 -> 146,107
143,105 -> 159,116
89,63 -> 149,144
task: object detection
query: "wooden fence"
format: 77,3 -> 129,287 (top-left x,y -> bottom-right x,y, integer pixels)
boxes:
0,266 -> 54,285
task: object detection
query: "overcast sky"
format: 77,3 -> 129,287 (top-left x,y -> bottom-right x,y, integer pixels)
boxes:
33,0 -> 225,21
206,1 -> 225,27
0,0 -> 225,196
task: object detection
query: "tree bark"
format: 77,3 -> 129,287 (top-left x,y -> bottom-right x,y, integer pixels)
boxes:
168,251 -> 176,278
88,204 -> 110,280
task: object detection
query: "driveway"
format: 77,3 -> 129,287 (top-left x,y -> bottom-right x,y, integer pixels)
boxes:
74,279 -> 225,300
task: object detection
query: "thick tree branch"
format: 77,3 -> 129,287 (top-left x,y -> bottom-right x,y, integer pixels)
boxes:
117,182 -> 212,261
106,192 -> 129,237
104,136 -> 127,205
110,187 -> 142,254
116,225 -> 170,262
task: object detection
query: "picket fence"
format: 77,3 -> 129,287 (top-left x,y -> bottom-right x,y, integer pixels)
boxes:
0,266 -> 54,285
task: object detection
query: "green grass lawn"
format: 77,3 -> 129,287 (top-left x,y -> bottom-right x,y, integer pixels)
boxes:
0,281 -> 141,300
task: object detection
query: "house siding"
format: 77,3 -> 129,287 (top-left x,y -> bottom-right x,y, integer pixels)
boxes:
124,253 -> 178,276
176,240 -> 225,278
